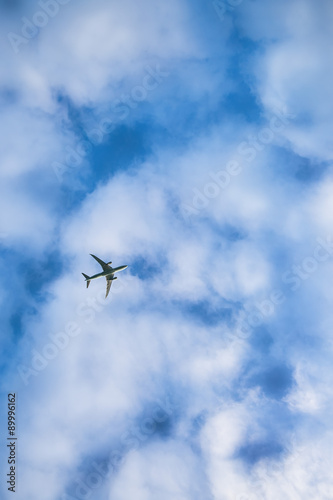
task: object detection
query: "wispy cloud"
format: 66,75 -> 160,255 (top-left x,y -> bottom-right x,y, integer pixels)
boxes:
1,0 -> 333,499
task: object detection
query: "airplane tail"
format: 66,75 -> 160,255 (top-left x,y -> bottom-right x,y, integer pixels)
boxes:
82,273 -> 91,288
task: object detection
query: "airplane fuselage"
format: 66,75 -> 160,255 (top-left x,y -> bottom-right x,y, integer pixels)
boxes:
82,255 -> 128,298
89,265 -> 128,281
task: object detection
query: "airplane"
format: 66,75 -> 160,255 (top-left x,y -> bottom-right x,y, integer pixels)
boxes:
82,254 -> 128,298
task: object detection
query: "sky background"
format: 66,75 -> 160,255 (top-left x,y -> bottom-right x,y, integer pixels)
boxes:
1,0 -> 333,499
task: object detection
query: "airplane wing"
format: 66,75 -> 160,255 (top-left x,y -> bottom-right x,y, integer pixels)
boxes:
105,275 -> 114,298
90,254 -> 111,272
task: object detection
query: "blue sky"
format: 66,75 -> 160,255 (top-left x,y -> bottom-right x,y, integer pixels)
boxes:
1,0 -> 333,499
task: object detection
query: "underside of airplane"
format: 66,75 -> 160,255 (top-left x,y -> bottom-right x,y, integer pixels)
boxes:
82,254 -> 128,298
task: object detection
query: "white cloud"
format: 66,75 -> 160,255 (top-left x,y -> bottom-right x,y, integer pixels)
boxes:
1,1 -> 333,499
108,441 -> 207,500
1,0 -> 204,110
0,183 -> 55,250
239,0 -> 333,160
